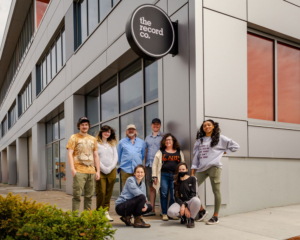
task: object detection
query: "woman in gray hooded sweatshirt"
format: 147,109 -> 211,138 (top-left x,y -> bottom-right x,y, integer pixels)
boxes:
191,119 -> 239,225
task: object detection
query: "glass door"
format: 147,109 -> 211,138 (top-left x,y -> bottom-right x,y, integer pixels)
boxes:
46,146 -> 53,189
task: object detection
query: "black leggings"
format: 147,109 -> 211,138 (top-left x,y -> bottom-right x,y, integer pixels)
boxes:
115,194 -> 153,217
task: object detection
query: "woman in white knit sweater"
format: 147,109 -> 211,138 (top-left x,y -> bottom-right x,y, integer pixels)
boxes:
95,125 -> 118,222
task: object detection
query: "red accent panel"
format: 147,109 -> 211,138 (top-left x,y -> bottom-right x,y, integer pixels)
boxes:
247,33 -> 274,121
36,0 -> 50,28
278,43 -> 300,124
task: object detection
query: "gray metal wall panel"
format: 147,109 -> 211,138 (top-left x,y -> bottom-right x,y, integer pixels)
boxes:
204,0 -> 247,21
65,95 -> 85,195
32,123 -> 46,190
168,0 -> 188,16
106,34 -> 131,66
156,0 -> 168,13
1,150 -> 8,183
249,126 -> 300,159
71,19 -> 108,80
248,0 -> 300,40
107,0 -> 154,45
16,138 -> 28,187
7,145 -> 17,185
163,5 -> 191,166
65,3 -> 74,62
204,9 -> 247,120
205,117 -> 248,157
285,0 -> 300,7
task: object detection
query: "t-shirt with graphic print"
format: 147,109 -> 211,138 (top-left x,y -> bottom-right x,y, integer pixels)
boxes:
161,150 -> 181,174
66,133 -> 98,174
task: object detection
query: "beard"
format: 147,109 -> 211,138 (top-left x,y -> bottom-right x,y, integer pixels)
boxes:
128,133 -> 135,137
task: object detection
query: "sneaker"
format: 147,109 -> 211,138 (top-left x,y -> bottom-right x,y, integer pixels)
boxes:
143,211 -> 156,217
206,216 -> 219,225
169,216 -> 179,220
162,214 -> 169,221
180,215 -> 187,224
187,218 -> 195,228
196,209 -> 208,222
105,211 -> 113,222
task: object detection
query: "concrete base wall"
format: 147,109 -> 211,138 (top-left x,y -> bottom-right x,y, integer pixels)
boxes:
206,157 -> 300,217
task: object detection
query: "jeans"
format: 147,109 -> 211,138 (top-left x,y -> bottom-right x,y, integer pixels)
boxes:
160,172 -> 175,215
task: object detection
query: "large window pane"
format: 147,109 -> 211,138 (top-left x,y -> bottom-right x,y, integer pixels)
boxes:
52,117 -> 59,141
120,108 -> 143,140
88,124 -> 99,138
51,44 -> 56,78
247,33 -> 274,121
278,43 -> 300,124
42,59 -> 46,89
53,142 -> 59,188
87,88 -> 99,125
101,118 -> 119,140
101,76 -> 118,121
62,30 -> 66,65
99,0 -> 111,22
47,146 -> 52,188
88,0 -> 98,34
120,60 -> 142,113
59,112 -> 65,139
81,0 -> 88,43
47,121 -> 52,144
145,102 -> 158,137
56,35 -> 62,72
60,139 -> 66,190
145,60 -> 158,102
46,52 -> 51,84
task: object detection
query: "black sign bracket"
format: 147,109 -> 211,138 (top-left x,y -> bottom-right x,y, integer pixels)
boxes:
170,20 -> 178,57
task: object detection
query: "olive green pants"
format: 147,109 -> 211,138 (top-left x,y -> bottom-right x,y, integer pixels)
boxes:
72,172 -> 95,212
95,168 -> 117,211
120,169 -> 134,188
195,166 -> 222,214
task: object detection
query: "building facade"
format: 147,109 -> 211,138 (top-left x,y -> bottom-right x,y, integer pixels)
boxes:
0,0 -> 300,217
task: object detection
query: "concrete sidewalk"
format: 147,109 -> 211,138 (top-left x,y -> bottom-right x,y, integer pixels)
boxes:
1,184 -> 299,240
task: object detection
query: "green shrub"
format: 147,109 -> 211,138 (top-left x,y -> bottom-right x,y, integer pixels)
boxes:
0,193 -> 44,238
0,193 -> 116,240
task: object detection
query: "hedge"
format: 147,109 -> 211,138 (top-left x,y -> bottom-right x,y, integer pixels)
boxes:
0,193 -> 116,239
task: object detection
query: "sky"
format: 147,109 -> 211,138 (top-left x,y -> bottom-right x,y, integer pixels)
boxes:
0,0 -> 12,47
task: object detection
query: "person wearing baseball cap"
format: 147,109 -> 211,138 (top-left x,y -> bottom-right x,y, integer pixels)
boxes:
117,124 -> 146,188
66,117 -> 100,213
143,118 -> 163,217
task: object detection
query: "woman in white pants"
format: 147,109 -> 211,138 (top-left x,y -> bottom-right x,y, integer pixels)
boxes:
167,163 -> 201,228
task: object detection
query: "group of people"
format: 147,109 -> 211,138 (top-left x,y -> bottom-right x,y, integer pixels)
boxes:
67,116 -> 240,229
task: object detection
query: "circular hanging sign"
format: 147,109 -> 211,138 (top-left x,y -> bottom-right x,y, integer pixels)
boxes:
126,4 -> 175,60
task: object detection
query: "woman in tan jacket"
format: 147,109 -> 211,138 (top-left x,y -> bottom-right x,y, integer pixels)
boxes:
152,133 -> 185,221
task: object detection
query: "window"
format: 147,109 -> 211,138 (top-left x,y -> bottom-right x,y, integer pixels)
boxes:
36,28 -> 66,95
0,3 -> 34,107
46,112 -> 66,190
101,75 -> 118,121
247,33 -> 274,121
18,79 -> 32,117
75,0 -> 117,48
86,88 -> 99,125
8,102 -> 17,129
1,117 -> 8,137
248,31 -> 300,125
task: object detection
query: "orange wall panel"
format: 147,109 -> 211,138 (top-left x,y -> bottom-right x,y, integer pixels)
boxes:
247,33 -> 274,121
36,0 -> 50,28
277,43 -> 300,124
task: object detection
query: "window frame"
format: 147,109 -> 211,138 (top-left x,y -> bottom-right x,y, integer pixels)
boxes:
248,28 -> 300,131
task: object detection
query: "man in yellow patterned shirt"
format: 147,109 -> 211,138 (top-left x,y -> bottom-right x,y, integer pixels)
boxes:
67,117 -> 100,212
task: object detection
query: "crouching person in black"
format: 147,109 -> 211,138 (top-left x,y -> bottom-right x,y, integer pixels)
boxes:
167,163 -> 201,228
115,164 -> 152,228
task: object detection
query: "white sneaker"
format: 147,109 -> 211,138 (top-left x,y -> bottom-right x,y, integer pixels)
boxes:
105,211 -> 114,222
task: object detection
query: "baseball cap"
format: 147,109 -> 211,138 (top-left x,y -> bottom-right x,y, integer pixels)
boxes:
152,118 -> 161,124
78,117 -> 90,124
127,124 -> 136,130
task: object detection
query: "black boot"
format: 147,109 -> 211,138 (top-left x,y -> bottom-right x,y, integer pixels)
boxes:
180,215 -> 187,224
187,218 -> 195,228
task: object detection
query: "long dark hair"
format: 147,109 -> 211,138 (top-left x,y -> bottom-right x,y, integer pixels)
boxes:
196,119 -> 220,148
174,163 -> 188,194
96,125 -> 118,146
160,133 -> 180,151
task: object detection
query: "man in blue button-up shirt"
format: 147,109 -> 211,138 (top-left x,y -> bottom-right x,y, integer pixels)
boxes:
143,118 -> 163,216
118,124 -> 145,188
